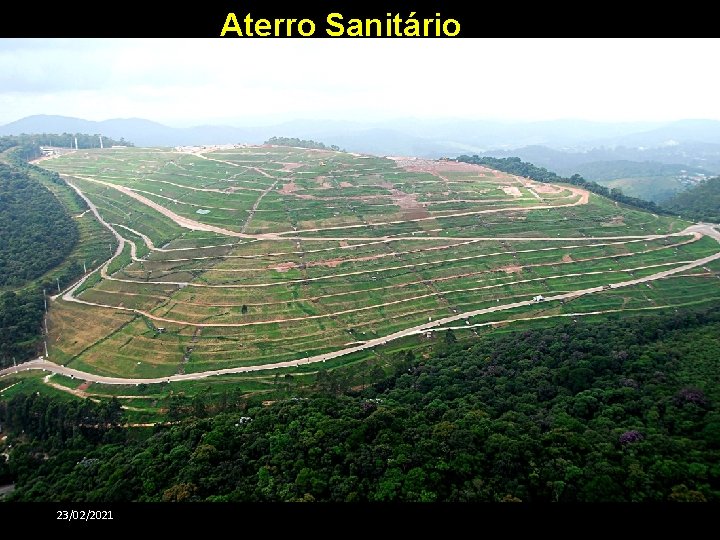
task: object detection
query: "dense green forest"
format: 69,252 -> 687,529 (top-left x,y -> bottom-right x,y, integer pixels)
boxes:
0,135 -> 125,366
572,160 -> 704,203
0,163 -> 78,287
456,155 -> 665,214
0,160 -> 79,366
664,177 -> 720,223
0,289 -> 45,367
265,136 -> 341,151
0,134 -> 132,156
2,307 -> 719,502
0,137 -> 41,162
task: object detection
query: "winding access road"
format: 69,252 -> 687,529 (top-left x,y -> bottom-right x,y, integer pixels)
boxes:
7,153 -> 719,386
2,222 -> 718,386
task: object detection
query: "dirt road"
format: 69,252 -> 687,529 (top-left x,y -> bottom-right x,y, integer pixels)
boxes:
20,155 -> 718,385
4,224 -> 718,385
71,176 -> 280,240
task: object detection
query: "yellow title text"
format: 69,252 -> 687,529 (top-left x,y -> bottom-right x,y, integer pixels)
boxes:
220,12 -> 461,37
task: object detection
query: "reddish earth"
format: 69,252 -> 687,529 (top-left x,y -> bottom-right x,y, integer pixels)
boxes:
269,252 -> 391,272
390,188 -> 431,219
279,181 -> 298,194
604,216 -> 626,226
562,254 -> 574,263
268,262 -> 297,272
308,254 -> 383,268
312,259 -> 343,268
391,157 -> 489,174
314,176 -> 333,189
498,265 -> 523,274
339,181 -> 353,188
533,183 -> 563,194
571,186 -> 590,205
280,162 -> 303,172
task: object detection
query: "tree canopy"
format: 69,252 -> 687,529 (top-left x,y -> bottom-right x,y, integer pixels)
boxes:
3,307 -> 719,501
663,177 -> 720,223
0,289 -> 45,366
0,134 -> 132,157
265,136 -> 341,151
456,155 -> 665,214
0,136 -> 120,366
0,164 -> 78,287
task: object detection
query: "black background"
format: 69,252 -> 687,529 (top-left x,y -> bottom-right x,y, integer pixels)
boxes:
0,1 -> 705,37
0,0 -> 713,530
0,502 -> 713,533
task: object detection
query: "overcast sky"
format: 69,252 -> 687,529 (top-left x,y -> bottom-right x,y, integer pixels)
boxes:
1,38 -> 719,126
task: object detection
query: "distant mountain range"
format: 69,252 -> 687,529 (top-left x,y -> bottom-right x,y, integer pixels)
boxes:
4,114 -> 720,202
0,115 -> 263,148
5,115 -> 720,155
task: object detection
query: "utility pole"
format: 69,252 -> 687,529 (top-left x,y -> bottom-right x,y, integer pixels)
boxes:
43,288 -> 47,312
56,277 -> 61,293
99,135 -> 104,149
83,261 -> 87,274
44,340 -> 49,359
74,136 -> 78,150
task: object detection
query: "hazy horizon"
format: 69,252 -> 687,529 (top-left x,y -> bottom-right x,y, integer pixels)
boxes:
2,38 -> 720,127
2,113 -> 708,129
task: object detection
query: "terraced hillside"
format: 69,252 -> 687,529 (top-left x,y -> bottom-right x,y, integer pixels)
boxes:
7,145 -> 720,383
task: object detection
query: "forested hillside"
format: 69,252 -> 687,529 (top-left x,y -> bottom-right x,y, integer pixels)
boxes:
0,162 -> 78,366
664,177 -> 720,222
265,136 -> 341,151
3,308 -> 719,502
0,164 -> 78,287
0,289 -> 45,366
0,135 -> 125,366
0,133 -> 131,153
456,155 -> 664,213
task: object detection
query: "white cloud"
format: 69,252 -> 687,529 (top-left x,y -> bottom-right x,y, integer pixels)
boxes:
0,38 -> 719,125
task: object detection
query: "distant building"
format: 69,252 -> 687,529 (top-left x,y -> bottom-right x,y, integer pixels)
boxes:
533,295 -> 545,303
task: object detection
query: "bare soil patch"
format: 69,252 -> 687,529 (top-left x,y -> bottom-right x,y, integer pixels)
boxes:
602,215 -> 626,227
308,254 -> 385,269
533,183 -> 563,194
268,262 -> 297,272
391,157 -> 487,173
280,162 -> 303,172
279,181 -> 298,195
314,176 -> 333,189
389,188 -> 431,219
